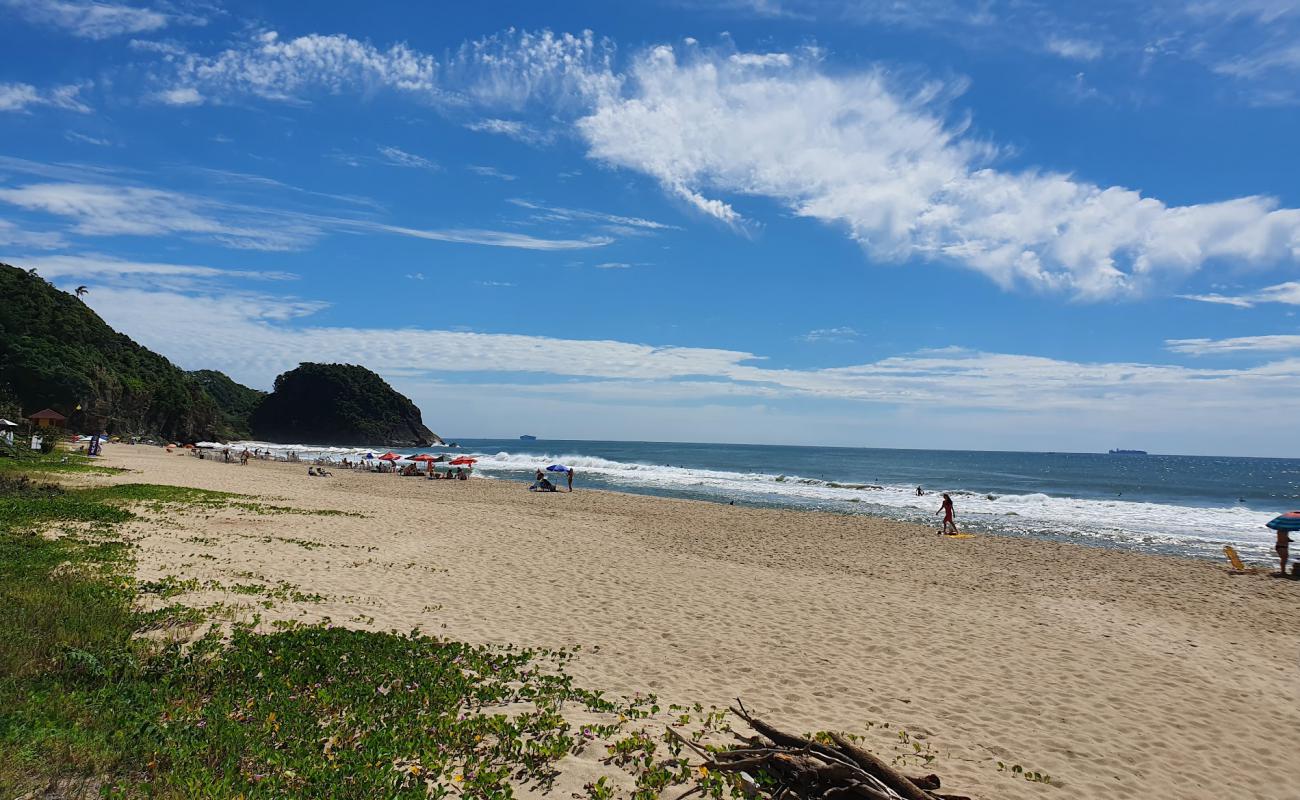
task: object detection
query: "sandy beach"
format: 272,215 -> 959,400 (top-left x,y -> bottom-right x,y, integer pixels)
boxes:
96,446 -> 1298,800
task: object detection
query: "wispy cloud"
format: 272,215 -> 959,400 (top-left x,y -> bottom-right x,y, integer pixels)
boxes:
1045,36 -> 1103,61
64,131 -> 111,146
800,326 -> 861,343
0,220 -> 66,249
74,286 -> 1300,448
465,118 -> 554,146
1179,281 -> 1300,308
1166,334 -> 1300,356
0,160 -> 612,253
131,28 -> 1300,298
594,262 -> 631,269
577,43 -> 1300,298
466,165 -> 517,181
0,82 -> 90,113
0,182 -> 318,251
378,145 -> 439,171
365,221 -> 609,250
13,252 -> 296,282
508,198 -> 679,231
4,0 -> 170,40
150,87 -> 203,106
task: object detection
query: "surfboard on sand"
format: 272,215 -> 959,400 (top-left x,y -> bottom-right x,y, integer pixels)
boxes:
939,531 -> 976,539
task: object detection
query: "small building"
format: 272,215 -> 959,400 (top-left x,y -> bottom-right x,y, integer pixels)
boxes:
27,408 -> 67,429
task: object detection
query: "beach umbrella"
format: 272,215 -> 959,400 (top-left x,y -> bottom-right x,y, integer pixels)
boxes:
362,453 -> 375,459
408,454 -> 436,462
545,464 -> 570,472
1266,511 -> 1300,531
449,456 -> 477,466
377,452 -> 402,461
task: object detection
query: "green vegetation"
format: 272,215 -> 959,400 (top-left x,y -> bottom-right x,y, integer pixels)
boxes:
0,459 -> 622,799
0,263 -> 258,442
188,369 -> 267,439
250,362 -> 440,446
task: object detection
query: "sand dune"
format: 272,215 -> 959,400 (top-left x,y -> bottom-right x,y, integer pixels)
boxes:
103,446 -> 1299,800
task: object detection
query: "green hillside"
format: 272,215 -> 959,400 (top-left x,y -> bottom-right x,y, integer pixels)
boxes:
0,263 -> 254,441
188,369 -> 266,440
249,363 -> 440,446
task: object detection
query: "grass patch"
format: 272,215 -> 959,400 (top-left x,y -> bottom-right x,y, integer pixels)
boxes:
0,449 -> 124,476
0,467 -> 635,799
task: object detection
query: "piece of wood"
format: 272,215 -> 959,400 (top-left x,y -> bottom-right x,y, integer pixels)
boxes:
828,732 -> 936,800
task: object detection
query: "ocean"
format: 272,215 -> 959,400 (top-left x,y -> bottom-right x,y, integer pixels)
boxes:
232,438 -> 1300,563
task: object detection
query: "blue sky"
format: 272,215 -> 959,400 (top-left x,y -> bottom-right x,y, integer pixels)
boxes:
3,0 -> 1300,455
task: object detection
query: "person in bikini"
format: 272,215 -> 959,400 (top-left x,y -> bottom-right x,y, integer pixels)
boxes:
1277,529 -> 1292,576
936,493 -> 957,535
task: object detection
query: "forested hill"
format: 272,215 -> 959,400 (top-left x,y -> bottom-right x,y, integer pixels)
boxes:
188,369 -> 266,440
249,363 -> 441,447
0,263 -> 253,441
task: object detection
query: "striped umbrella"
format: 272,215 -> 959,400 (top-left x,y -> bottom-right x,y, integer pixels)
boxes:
1265,511 -> 1300,531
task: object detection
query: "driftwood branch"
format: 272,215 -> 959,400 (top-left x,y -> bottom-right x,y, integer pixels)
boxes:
695,700 -> 980,800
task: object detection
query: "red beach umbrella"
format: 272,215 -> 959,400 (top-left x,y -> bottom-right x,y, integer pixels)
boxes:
377,452 -> 402,461
448,456 -> 477,466
407,454 -> 435,462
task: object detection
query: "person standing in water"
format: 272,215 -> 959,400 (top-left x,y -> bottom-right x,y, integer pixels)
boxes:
936,493 -> 957,535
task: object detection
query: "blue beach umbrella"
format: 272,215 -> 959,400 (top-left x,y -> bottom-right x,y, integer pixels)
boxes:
545,464 -> 570,472
1266,511 -> 1300,531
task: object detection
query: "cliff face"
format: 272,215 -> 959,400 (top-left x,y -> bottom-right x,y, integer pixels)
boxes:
248,363 -> 440,447
0,263 -> 232,441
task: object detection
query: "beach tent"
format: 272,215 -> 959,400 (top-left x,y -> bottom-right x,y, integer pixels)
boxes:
545,464 -> 570,472
1266,511 -> 1300,531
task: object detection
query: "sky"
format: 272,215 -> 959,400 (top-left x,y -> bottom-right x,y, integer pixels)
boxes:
2,0 -> 1300,456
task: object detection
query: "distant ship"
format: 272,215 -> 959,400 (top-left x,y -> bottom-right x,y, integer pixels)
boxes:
519,434 -> 537,441
1108,449 -> 1147,455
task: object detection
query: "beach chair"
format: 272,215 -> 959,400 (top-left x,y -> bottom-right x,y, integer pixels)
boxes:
1223,545 -> 1257,574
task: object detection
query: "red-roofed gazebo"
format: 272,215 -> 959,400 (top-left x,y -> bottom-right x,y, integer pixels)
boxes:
27,408 -> 67,429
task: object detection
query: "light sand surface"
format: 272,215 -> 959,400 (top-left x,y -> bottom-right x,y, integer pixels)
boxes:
98,446 -> 1298,799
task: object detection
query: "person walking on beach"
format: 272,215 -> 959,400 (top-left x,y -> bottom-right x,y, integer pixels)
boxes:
936,493 -> 957,534
567,468 -> 574,492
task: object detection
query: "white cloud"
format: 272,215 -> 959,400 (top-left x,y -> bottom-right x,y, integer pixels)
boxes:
0,166 -> 612,252
1179,281 -> 1300,308
465,117 -> 554,145
800,326 -> 860,343
594,262 -> 631,269
151,86 -> 203,106
378,145 -> 439,171
367,221 -> 609,250
13,252 -> 296,282
478,280 -> 516,287
136,29 -> 1300,297
65,131 -> 111,146
507,198 -> 678,231
0,82 -> 90,113
0,182 -> 318,250
1165,334 -> 1300,356
0,220 -> 66,249
406,272 -> 425,280
1045,36 -> 1103,61
576,45 -> 1300,298
73,285 -> 1300,454
4,0 -> 168,40
466,164 -> 517,181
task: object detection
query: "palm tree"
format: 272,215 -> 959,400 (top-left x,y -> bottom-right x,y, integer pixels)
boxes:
75,285 -> 88,297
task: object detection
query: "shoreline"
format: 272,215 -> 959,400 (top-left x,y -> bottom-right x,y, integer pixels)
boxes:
98,445 -> 1299,800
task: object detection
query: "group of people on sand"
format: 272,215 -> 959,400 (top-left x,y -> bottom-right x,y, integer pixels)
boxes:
530,468 -> 574,493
